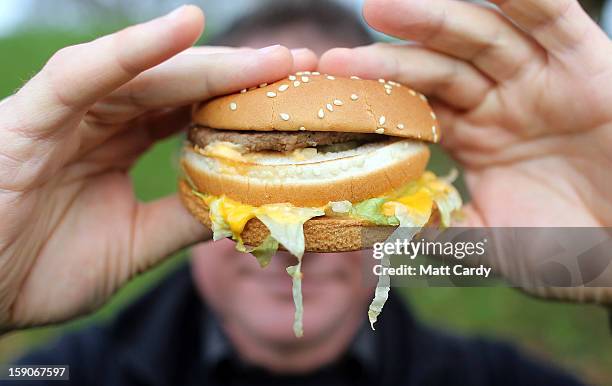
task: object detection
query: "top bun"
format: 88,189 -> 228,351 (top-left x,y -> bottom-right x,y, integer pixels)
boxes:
192,73 -> 440,142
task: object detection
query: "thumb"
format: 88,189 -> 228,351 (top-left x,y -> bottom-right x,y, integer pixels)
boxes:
14,5 -> 204,137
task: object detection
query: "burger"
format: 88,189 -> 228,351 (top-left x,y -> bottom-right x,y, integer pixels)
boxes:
179,73 -> 462,336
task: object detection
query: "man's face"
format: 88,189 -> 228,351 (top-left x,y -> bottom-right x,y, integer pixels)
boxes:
192,239 -> 375,344
190,19 -> 376,355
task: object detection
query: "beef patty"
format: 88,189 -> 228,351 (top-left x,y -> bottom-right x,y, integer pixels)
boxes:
189,125 -> 380,152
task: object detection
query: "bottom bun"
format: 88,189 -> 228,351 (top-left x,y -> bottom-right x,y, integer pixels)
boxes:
179,180 -> 397,252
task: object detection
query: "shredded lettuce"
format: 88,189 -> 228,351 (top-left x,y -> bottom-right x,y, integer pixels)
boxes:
433,186 -> 462,228
351,198 -> 399,226
368,252 -> 390,330
255,205 -> 324,258
189,169 -> 462,336
329,200 -> 352,214
368,210 -> 426,330
286,261 -> 304,337
208,198 -> 233,240
254,205 -> 323,338
236,235 -> 279,268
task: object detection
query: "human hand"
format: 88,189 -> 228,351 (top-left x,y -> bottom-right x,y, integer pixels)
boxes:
319,0 -> 612,301
0,5 -> 316,330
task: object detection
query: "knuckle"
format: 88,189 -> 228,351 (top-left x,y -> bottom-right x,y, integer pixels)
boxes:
45,45 -> 87,109
111,32 -> 143,77
48,44 -> 80,67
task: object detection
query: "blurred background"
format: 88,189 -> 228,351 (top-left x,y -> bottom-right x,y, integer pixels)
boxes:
0,0 -> 611,385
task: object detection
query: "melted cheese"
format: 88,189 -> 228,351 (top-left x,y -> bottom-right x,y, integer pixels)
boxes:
197,170 -> 461,248
200,141 -> 247,162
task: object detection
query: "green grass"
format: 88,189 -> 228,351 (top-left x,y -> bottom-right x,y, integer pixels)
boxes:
0,29 -> 610,386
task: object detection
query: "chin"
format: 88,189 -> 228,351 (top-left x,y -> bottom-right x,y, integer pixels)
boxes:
193,241 -> 371,344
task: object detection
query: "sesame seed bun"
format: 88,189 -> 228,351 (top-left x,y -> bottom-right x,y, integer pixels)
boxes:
192,74 -> 440,142
182,139 -> 429,207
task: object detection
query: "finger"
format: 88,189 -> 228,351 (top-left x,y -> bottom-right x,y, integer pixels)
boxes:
130,195 -> 212,275
319,44 -> 493,110
363,0 -> 541,81
489,0 -> 610,56
290,48 -> 318,72
76,106 -> 191,165
92,45 -> 300,120
14,5 -> 204,136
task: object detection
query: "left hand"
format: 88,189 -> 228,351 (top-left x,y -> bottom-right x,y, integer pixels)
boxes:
0,5 -> 317,330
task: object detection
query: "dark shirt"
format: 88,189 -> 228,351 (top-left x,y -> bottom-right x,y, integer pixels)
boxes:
5,264 -> 584,386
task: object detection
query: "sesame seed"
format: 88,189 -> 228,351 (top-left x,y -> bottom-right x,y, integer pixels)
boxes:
431,112 -> 437,120
278,84 -> 289,92
397,123 -> 405,130
229,102 -> 237,111
240,89 -> 247,94
280,113 -> 290,121
326,75 -> 336,80
299,126 -> 306,131
333,99 -> 343,106
351,94 -> 359,101
389,81 -> 400,87
304,71 -> 311,75
259,83 -> 268,88
375,128 -> 385,134
379,116 -> 386,125
384,84 -> 393,89
302,76 -> 310,83
318,109 -> 325,119
326,103 -> 334,112
266,91 -> 277,98
419,94 -> 428,102
385,89 -> 392,95
350,76 -> 360,80
312,72 -> 320,75
289,75 -> 297,81
432,126 -> 438,141
294,81 -> 301,87
378,78 -> 385,83
409,89 -> 417,96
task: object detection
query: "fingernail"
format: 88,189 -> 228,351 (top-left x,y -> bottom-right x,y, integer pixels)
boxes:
258,44 -> 282,54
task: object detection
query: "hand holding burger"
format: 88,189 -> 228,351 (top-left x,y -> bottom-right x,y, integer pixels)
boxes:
318,0 -> 612,302
0,6 -> 316,331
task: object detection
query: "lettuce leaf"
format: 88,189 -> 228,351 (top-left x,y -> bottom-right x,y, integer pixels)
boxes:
368,245 -> 391,330
286,261 -> 304,338
351,198 -> 399,226
251,237 -> 279,268
236,235 -> 279,268
256,205 -> 324,258
368,216 -> 423,330
329,200 -> 352,214
208,198 -> 233,241
255,206 -> 324,338
433,187 -> 462,228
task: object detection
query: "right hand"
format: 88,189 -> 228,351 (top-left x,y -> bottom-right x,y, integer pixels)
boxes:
0,5 -> 316,330
319,0 -> 612,303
